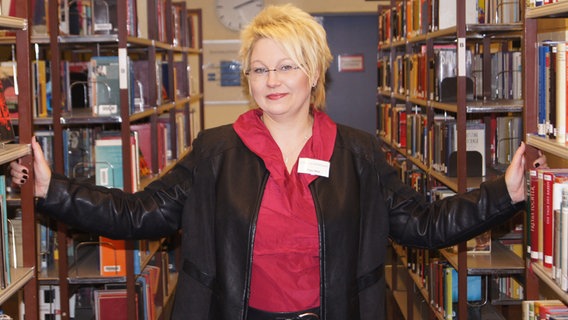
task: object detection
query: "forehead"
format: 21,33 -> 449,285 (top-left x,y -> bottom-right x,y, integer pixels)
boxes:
250,38 -> 294,64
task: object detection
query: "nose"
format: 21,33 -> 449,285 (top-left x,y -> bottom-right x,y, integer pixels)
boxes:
266,69 -> 281,86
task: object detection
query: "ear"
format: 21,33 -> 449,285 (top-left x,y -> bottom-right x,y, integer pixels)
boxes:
311,72 -> 320,88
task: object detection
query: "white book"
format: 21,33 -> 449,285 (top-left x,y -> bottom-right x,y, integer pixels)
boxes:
562,187 -> 568,291
437,0 -> 477,30
556,42 -> 567,142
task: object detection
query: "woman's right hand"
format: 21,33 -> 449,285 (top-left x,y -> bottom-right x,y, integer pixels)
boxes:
10,136 -> 52,198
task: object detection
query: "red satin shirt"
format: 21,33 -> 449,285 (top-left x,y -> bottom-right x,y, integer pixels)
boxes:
233,109 -> 337,312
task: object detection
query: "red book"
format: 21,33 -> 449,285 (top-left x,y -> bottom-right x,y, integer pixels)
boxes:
538,303 -> 568,320
542,169 -> 568,268
94,289 -> 136,320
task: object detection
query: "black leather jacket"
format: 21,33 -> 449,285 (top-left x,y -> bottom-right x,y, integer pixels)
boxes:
38,124 -> 523,319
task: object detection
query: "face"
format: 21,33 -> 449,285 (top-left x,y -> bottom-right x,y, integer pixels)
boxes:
247,38 -> 313,120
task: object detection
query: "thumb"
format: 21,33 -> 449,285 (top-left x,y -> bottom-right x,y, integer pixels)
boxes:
510,141 -> 526,170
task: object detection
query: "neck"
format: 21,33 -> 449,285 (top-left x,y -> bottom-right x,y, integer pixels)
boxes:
261,111 -> 314,171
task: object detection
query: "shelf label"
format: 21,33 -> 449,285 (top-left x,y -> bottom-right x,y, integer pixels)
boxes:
458,38 -> 466,77
119,48 -> 127,89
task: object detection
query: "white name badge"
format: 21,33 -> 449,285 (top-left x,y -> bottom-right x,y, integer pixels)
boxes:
298,158 -> 330,178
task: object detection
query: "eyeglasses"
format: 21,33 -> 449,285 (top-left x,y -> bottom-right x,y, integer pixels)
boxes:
245,64 -> 301,81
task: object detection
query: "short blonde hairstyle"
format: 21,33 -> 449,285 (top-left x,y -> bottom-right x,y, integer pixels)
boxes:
239,4 -> 333,111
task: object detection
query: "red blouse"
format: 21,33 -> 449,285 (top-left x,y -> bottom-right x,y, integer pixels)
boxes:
233,109 -> 337,312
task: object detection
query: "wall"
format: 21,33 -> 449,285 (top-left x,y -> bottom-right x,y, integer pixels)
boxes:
323,14 -> 378,134
188,0 -> 384,40
187,0 -> 386,129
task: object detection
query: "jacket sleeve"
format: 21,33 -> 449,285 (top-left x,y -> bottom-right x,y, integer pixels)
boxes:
36,154 -> 197,240
376,141 -> 524,249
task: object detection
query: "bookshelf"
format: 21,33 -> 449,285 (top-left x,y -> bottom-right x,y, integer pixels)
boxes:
523,1 -> 568,312
0,0 -> 202,319
377,0 -> 525,319
0,6 -> 38,319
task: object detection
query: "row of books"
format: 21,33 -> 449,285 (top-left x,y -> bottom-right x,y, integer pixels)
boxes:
522,299 -> 568,320
378,44 -> 522,103
378,0 -> 522,44
0,175 -> 13,290
429,259 -> 483,319
1,0 -> 186,46
387,151 -> 495,250
31,261 -> 168,320
3,57 -> 191,119
536,41 -> 568,142
378,103 -> 522,176
528,0 -> 564,7
384,146 -> 527,318
395,243 -> 485,320
41,118 -> 185,185
528,168 -> 568,292
33,122 -> 188,275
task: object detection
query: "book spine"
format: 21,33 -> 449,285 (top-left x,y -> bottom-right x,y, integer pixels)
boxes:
530,169 -> 539,260
562,187 -> 568,290
538,169 -> 545,262
544,171 -> 554,268
557,42 -> 566,141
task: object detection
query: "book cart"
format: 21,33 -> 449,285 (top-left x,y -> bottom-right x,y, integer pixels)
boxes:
0,0 -> 203,319
377,0 -> 526,319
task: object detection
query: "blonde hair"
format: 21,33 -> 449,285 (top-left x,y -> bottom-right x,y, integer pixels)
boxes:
239,4 -> 333,111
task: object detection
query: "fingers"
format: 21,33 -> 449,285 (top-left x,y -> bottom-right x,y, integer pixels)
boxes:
9,160 -> 28,186
533,152 -> 548,169
9,136 -> 48,187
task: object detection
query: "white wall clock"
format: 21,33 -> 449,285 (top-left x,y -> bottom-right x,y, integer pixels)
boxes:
215,0 -> 264,31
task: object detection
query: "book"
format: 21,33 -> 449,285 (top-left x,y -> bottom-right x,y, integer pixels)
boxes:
0,74 -> 15,143
91,0 -> 117,34
63,60 -> 90,112
131,60 -> 152,110
175,111 -> 187,157
562,187 -> 568,290
437,0 -> 477,31
0,176 -> 9,287
0,61 -> 17,115
63,128 -> 94,180
556,42 -> 566,142
136,0 -> 148,38
542,169 -> 568,269
95,135 -> 123,190
32,60 -> 49,117
530,169 -> 540,261
99,237 -> 127,277
68,0 -> 93,36
495,115 -> 522,165
89,56 -> 120,117
94,289 -> 130,320
450,121 -> 486,176
130,123 -> 167,173
31,0 -> 47,35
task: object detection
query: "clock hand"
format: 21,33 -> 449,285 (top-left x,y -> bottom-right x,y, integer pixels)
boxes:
233,0 -> 256,10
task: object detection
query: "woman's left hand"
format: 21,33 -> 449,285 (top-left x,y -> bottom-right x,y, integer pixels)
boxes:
505,142 -> 547,204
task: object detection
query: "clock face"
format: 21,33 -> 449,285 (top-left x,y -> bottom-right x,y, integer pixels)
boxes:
216,0 -> 264,31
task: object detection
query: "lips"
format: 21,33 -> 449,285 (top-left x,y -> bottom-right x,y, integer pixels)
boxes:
267,93 -> 288,100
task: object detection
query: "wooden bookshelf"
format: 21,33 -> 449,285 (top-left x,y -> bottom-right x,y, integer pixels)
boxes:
524,3 -> 568,310
10,0 -> 203,319
378,0 -> 525,319
0,2 -> 39,319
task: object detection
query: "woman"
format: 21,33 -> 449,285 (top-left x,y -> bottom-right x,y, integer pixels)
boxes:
11,4 -> 544,320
